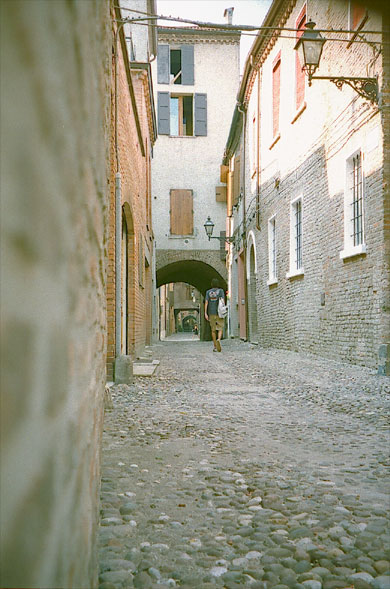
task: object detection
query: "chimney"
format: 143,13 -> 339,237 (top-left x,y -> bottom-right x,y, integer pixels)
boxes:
224,7 -> 234,25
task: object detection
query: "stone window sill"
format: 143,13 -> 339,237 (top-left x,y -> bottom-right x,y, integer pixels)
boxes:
267,278 -> 278,286
340,243 -> 367,260
269,132 -> 281,150
286,268 -> 304,279
168,234 -> 195,239
291,101 -> 307,124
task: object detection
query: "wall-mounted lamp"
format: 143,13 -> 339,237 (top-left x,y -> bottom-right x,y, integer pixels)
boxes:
294,21 -> 378,104
204,216 -> 235,245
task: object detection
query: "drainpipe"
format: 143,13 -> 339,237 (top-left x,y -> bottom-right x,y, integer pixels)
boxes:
114,21 -> 125,359
237,103 -> 249,340
256,68 -> 261,229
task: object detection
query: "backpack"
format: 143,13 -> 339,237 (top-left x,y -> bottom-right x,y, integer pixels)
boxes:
218,296 -> 228,318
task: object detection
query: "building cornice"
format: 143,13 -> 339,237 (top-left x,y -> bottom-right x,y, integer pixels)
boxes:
130,62 -> 158,145
158,26 -> 240,45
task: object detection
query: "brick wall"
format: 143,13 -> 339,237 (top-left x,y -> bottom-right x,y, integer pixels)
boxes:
234,0 -> 389,369
0,1 -> 111,587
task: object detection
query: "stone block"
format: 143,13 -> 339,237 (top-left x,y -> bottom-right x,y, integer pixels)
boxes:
115,356 -> 133,384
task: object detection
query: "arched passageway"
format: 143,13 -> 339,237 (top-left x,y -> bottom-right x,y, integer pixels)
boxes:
157,260 -> 226,295
157,260 -> 227,341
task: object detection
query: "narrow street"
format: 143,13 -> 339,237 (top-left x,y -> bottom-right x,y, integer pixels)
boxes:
98,341 -> 390,589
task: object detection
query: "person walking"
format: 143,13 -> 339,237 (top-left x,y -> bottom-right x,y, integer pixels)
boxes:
204,278 -> 225,352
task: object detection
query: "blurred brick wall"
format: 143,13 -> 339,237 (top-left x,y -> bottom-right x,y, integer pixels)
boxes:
0,1 -> 111,587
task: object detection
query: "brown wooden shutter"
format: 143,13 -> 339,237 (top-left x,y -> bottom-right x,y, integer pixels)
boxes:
295,7 -> 306,110
170,189 -> 193,235
233,155 -> 241,205
351,2 -> 367,29
272,53 -> 281,138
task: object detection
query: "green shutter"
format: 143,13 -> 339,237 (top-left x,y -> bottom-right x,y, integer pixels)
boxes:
157,44 -> 169,84
194,93 -> 207,136
157,92 -> 170,135
181,45 -> 194,85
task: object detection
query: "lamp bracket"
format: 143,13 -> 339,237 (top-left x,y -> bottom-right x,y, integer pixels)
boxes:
209,235 -> 236,245
310,76 -> 378,103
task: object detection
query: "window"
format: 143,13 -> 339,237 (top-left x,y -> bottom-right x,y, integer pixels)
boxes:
272,52 -> 281,140
340,150 -> 366,259
295,4 -> 306,111
158,92 -> 207,136
170,95 -> 193,136
170,189 -> 193,235
157,44 -> 194,85
287,196 -> 304,278
251,114 -> 257,177
267,216 -> 277,285
349,2 -> 368,31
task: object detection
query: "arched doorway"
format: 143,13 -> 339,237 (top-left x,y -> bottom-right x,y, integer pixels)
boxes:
247,231 -> 258,343
121,204 -> 135,354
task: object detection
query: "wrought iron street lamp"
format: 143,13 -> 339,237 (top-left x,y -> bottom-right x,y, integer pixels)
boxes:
204,216 -> 235,244
295,21 -> 378,103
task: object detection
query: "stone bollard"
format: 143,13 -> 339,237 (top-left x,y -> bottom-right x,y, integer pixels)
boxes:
114,355 -> 133,384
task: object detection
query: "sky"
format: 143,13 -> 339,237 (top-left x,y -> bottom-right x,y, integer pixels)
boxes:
157,0 -> 272,70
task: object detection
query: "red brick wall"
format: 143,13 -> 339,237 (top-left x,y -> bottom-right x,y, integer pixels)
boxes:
106,30 -> 154,379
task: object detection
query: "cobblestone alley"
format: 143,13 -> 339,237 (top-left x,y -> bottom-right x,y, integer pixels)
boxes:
99,340 -> 390,589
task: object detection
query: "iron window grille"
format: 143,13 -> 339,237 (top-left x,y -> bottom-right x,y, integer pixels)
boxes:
294,199 -> 302,270
351,152 -> 363,247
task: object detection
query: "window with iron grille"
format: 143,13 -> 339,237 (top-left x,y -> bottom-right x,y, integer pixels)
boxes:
268,216 -> 277,284
294,199 -> 302,270
351,153 -> 363,246
287,196 -> 304,278
340,149 -> 366,260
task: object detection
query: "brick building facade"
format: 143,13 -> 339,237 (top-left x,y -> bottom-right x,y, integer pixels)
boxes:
223,0 -> 389,372
106,3 -> 157,381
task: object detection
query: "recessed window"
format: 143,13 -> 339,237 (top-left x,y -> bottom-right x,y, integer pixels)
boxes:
287,196 -> 304,278
157,92 -> 207,136
340,150 -> 367,259
267,216 -> 277,285
170,95 -> 193,136
170,49 -> 182,84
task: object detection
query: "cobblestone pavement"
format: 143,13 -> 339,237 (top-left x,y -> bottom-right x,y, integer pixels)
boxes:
98,340 -> 390,589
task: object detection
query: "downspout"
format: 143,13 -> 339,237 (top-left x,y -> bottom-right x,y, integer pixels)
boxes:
114,22 -> 125,359
256,67 -> 261,229
237,103 -> 249,340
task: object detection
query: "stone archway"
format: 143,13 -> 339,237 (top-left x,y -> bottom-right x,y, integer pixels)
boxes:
156,253 -> 227,341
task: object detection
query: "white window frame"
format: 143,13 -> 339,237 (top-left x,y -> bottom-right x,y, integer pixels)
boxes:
286,195 -> 304,278
267,215 -> 277,285
340,148 -> 367,260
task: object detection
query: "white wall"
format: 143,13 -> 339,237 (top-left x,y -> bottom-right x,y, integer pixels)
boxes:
152,34 -> 240,253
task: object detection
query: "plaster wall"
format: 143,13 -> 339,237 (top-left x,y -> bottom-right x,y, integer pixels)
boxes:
152,34 -> 240,254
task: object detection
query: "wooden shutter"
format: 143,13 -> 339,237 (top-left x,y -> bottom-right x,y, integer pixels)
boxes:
233,155 -> 241,205
272,54 -> 281,138
157,92 -> 170,135
170,189 -> 193,235
295,6 -> 306,110
157,44 -> 169,84
351,2 -> 367,29
181,45 -> 194,85
194,93 -> 207,136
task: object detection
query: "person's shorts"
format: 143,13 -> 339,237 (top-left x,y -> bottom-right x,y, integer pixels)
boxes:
209,314 -> 224,331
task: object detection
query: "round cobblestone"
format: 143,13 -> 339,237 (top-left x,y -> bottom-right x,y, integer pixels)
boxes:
98,340 -> 390,588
